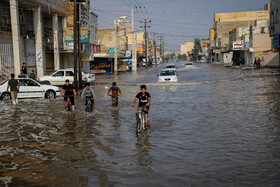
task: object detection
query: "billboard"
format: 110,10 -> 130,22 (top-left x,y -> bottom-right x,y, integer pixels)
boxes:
210,29 -> 215,41
64,27 -> 88,43
126,50 -> 131,57
202,43 -> 208,49
109,48 -> 120,57
128,44 -> 143,52
90,60 -> 112,74
233,41 -> 244,50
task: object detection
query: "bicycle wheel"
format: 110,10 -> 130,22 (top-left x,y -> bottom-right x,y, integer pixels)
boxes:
141,112 -> 146,131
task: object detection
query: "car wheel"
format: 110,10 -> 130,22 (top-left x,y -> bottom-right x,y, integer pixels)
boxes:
1,92 -> 11,100
45,90 -> 55,99
42,81 -> 51,85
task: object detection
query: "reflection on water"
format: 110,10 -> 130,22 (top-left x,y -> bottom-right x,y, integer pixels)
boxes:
1,63 -> 280,186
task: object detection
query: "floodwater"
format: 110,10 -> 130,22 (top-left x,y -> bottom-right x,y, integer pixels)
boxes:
1,62 -> 280,186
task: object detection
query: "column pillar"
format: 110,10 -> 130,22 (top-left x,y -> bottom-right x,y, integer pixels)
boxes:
33,6 -> 44,78
53,14 -> 60,70
10,0 -> 21,77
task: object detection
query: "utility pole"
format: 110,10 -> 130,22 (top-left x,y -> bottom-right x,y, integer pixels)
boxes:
114,19 -> 118,77
78,3 -> 82,89
152,32 -> 157,65
140,19 -> 151,69
159,36 -> 164,59
132,8 -> 137,72
73,0 -> 78,90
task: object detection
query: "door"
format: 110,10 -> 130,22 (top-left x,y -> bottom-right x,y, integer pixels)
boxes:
26,79 -> 44,98
65,71 -> 74,84
50,70 -> 65,85
18,79 -> 29,98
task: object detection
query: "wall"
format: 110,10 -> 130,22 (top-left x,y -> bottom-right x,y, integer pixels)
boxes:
215,11 -> 269,23
98,28 -> 127,54
253,33 -> 272,52
222,52 -> 233,64
270,0 -> 280,36
180,42 -> 194,55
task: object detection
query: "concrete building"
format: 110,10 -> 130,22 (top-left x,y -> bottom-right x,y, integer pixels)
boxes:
0,0 -> 66,78
180,42 -> 194,55
98,28 -> 127,55
62,1 -> 99,73
212,5 -> 270,62
270,0 -> 280,66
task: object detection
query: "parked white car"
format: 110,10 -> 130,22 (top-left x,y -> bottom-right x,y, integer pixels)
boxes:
39,69 -> 95,86
0,78 -> 61,100
165,64 -> 176,71
158,70 -> 178,82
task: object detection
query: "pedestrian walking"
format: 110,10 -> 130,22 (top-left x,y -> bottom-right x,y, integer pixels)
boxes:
254,57 -> 258,66
29,70 -> 36,80
261,57 -> 265,67
7,74 -> 20,105
257,57 -> 261,68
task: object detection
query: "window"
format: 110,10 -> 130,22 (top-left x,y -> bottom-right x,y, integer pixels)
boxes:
27,79 -> 39,86
53,71 -> 64,77
66,71 -> 74,76
19,79 -> 28,86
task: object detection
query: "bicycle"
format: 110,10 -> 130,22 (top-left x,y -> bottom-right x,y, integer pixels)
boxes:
65,96 -> 73,111
85,97 -> 93,113
109,94 -> 119,108
136,106 -> 147,133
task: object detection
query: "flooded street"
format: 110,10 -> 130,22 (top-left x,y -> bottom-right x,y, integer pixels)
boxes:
1,62 -> 280,186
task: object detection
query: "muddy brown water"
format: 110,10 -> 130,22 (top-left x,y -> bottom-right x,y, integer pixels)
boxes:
1,62 -> 280,186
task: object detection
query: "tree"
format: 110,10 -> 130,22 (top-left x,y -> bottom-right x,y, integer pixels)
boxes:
178,54 -> 187,60
192,38 -> 202,61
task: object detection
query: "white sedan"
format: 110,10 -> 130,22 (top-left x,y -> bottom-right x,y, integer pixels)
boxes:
39,69 -> 95,86
158,70 -> 178,82
0,78 -> 61,100
165,64 -> 176,71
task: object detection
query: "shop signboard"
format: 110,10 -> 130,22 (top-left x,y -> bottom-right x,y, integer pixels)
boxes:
109,48 -> 120,57
126,50 -> 131,57
90,60 -> 112,74
210,29 -> 215,41
64,27 -> 88,43
233,41 -> 244,50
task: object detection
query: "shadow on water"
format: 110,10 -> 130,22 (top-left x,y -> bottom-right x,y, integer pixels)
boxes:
136,131 -> 153,174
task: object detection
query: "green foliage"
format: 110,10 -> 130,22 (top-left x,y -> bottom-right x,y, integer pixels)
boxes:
178,54 -> 187,60
192,38 -> 202,61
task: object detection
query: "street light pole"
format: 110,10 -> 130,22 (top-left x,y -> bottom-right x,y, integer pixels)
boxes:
114,19 -> 118,77
73,0 -> 78,90
132,8 -> 137,72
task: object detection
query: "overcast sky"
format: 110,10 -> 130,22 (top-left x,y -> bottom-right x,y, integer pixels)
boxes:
91,0 -> 270,51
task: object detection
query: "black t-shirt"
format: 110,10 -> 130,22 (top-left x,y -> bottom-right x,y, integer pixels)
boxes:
63,84 -> 74,96
22,66 -> 27,74
136,92 -> 151,107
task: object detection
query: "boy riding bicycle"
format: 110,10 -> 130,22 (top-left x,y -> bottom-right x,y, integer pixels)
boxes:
107,82 -> 122,107
60,80 -> 77,110
81,83 -> 96,111
132,85 -> 151,126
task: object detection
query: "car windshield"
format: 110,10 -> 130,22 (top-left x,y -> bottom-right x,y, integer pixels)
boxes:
160,70 -> 176,76
166,65 -> 175,69
82,70 -> 89,74
0,80 -> 7,85
186,63 -> 193,65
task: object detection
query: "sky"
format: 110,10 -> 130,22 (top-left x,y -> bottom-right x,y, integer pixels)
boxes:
91,0 -> 270,51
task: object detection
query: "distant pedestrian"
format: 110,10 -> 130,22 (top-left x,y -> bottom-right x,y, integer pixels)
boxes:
257,57 -> 261,68
261,57 -> 265,67
21,63 -> 27,75
254,57 -> 258,66
7,73 -> 20,105
18,70 -> 26,78
29,70 -> 36,80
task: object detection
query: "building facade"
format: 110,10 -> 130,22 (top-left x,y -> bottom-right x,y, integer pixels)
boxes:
0,0 -> 66,78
